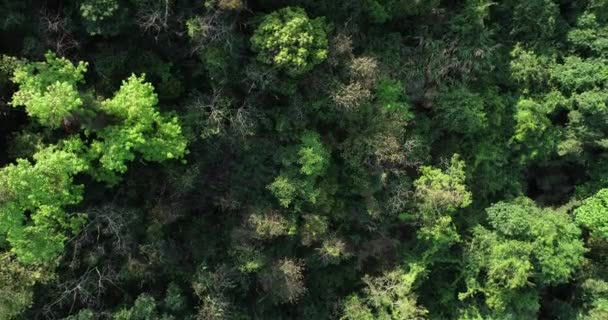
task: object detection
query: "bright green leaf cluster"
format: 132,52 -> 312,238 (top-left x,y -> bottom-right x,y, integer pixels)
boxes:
414,154 -> 472,250
10,52 -> 87,128
376,78 -> 413,119
90,75 -> 188,183
414,154 -> 472,215
0,139 -> 88,263
460,198 -> 586,318
251,7 -> 328,76
3,54 -> 188,263
341,264 -> 428,320
298,131 -> 330,176
575,188 -> 608,240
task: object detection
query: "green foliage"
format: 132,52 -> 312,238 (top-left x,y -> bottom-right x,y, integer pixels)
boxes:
414,154 -> 472,214
298,131 -> 330,176
89,74 -> 188,183
216,0 -> 245,11
511,97 -> 559,161
5,0 -> 608,318
460,198 -> 586,318
395,0 -> 440,15
248,210 -> 292,240
341,264 -> 428,320
3,55 -> 188,263
512,99 -> 551,142
0,253 -> 53,319
341,295 -> 374,320
300,214 -> 328,246
510,44 -> 553,89
435,86 -> 487,135
80,0 -> 125,36
375,78 -> 413,119
0,55 -> 23,89
364,0 -> 440,22
192,265 -> 237,319
64,309 -> 95,320
268,131 -> 332,210
113,294 -> 158,320
509,33 -> 608,163
316,236 -> 351,266
413,154 -> 471,255
365,0 -> 391,24
10,52 -> 87,128
575,188 -> 608,240
510,0 -> 560,42
578,279 -> 608,320
268,175 -> 298,208
551,56 -> 608,92
163,283 -> 188,314
0,140 -> 88,263
251,7 -> 328,76
568,12 -> 608,56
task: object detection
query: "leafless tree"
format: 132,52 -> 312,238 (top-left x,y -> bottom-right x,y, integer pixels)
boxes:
259,258 -> 307,304
135,0 -> 172,36
43,266 -> 121,316
38,206 -> 137,317
193,264 -> 238,320
187,8 -> 237,54
188,90 -> 256,140
39,9 -> 79,56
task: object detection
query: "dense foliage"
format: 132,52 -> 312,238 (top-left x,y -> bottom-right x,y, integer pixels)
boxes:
1,0 -> 608,319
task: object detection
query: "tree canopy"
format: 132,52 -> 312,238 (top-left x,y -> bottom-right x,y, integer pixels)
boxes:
2,0 -> 608,319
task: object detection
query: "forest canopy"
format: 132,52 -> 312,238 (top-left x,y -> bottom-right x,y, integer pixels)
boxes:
1,0 -> 608,319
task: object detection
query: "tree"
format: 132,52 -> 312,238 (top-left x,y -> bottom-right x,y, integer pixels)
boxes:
2,54 -> 188,263
0,253 -> 53,319
364,0 -> 440,23
575,188 -> 608,240
568,12 -> 608,57
413,154 -> 471,267
247,209 -> 292,240
414,154 -> 472,215
577,279 -> 608,320
341,264 -> 428,320
0,139 -> 88,263
79,0 -> 126,36
113,294 -> 158,320
268,131 -> 332,210
509,0 -> 560,42
459,198 -> 586,319
0,55 -> 23,92
259,258 -> 307,304
434,86 -> 487,135
251,7 -> 328,76
10,52 -> 87,129
375,78 -> 413,119
192,265 -> 237,319
89,74 -> 188,184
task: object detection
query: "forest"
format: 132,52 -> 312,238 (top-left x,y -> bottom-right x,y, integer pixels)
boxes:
1,0 -> 608,319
